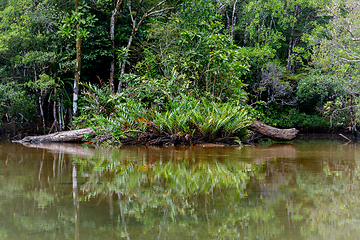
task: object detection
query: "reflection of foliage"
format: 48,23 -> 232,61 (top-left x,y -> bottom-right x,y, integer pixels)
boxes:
24,190 -> 56,209
296,168 -> 360,240
76,153 -> 300,239
0,230 -> 8,239
77,155 -> 261,220
2,142 -> 360,239
0,145 -> 77,237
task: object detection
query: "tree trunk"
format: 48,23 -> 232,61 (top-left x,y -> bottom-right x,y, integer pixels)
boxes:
52,86 -> 59,132
110,0 -> 124,92
251,120 -> 299,140
117,0 -> 172,93
286,4 -> 302,71
73,0 -> 81,117
39,96 -> 46,134
58,99 -> 63,130
118,32 -> 134,92
230,0 -> 237,42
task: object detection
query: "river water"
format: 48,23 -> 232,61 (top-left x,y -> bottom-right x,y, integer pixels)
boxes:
0,138 -> 359,240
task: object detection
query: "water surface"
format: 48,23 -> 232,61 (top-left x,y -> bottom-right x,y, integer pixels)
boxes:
1,139 -> 359,239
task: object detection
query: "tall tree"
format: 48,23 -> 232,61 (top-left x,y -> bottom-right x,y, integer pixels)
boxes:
109,0 -> 124,92
144,0 -> 251,101
231,0 -> 329,71
0,0 -> 72,128
117,0 -> 174,93
74,0 -> 81,118
300,0 -> 360,127
60,1 -> 96,118
216,0 -> 239,42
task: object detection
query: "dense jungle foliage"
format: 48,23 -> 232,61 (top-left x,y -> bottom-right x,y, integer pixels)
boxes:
0,0 -> 359,141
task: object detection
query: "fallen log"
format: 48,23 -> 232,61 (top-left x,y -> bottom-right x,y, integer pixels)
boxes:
12,128 -> 96,143
12,121 -> 298,144
251,121 -> 299,141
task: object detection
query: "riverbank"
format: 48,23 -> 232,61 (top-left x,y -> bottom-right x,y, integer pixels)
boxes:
4,124 -> 355,146
0,122 -> 42,141
9,118 -> 302,146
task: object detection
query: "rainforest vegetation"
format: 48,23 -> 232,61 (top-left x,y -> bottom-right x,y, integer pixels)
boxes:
0,0 -> 359,143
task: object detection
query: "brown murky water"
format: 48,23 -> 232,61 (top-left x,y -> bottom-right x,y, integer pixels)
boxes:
0,139 -> 359,239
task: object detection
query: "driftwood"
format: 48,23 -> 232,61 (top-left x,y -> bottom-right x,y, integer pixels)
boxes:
13,128 -> 96,143
251,121 -> 299,141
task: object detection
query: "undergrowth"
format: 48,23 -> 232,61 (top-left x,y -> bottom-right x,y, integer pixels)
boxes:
74,84 -> 253,145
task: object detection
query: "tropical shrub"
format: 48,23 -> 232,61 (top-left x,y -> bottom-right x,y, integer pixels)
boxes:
0,81 -> 36,123
76,84 -> 253,144
145,0 -> 250,102
258,106 -> 330,130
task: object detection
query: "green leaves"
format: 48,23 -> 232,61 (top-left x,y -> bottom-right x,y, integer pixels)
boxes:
145,1 -> 251,101
77,83 -> 253,143
0,81 -> 37,122
190,98 -> 253,140
0,1 -> 31,53
26,74 -> 55,93
59,5 -> 97,40
78,152 -> 259,220
297,0 -> 360,127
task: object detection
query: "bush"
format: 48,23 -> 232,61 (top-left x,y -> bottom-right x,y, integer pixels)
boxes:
0,81 -> 37,123
258,106 -> 330,131
76,84 -> 254,143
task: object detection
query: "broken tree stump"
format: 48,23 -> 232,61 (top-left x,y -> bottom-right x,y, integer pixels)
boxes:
13,128 -> 96,143
251,121 -> 299,141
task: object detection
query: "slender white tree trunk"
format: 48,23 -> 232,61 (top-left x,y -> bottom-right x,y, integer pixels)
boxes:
117,0 -> 173,93
110,0 -> 124,92
73,0 -> 81,118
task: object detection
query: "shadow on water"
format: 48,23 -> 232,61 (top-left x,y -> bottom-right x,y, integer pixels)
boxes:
1,139 -> 360,239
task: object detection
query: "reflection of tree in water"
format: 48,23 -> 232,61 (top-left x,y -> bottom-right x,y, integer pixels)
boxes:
0,143 -> 80,239
294,165 -> 360,240
1,142 -> 360,239
76,150 -> 294,239
78,155 -> 257,212
248,143 -> 360,240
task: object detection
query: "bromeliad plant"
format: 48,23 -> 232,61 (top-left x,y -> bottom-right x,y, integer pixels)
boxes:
190,98 -> 252,140
77,84 -> 253,145
141,95 -> 253,142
